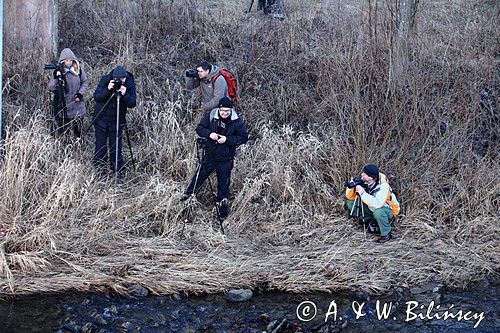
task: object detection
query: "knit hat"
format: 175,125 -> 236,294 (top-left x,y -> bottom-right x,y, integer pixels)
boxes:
112,66 -> 128,79
363,164 -> 379,179
218,96 -> 233,108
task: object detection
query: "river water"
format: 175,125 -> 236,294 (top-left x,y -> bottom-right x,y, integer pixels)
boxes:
0,281 -> 497,332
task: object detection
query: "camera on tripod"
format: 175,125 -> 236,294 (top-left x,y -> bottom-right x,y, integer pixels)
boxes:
112,78 -> 123,91
44,63 -> 61,71
185,68 -> 199,78
346,177 -> 368,189
196,137 -> 208,147
44,63 -> 64,79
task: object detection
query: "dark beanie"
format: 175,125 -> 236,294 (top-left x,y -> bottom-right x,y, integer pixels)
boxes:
112,66 -> 128,79
363,164 -> 379,179
218,96 -> 233,108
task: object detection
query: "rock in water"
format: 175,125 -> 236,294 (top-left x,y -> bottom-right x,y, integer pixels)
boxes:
226,289 -> 253,302
127,284 -> 149,297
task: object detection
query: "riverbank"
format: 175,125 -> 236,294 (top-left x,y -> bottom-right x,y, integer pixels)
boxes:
1,0 -> 498,303
0,279 -> 497,332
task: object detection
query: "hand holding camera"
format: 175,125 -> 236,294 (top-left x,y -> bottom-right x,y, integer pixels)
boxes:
74,92 -> 83,102
53,70 -> 62,79
108,79 -> 126,95
209,132 -> 219,141
217,135 -> 227,144
186,68 -> 199,79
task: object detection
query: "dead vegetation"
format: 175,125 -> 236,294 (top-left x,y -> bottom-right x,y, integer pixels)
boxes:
0,0 -> 498,297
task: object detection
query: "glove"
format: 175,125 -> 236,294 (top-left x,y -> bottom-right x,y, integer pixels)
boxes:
53,69 -> 62,79
75,92 -> 83,101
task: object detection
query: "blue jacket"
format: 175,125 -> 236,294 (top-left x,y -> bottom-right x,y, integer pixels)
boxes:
196,109 -> 248,161
93,71 -> 137,124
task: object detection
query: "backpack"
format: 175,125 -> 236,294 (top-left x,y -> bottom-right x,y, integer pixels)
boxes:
212,69 -> 239,101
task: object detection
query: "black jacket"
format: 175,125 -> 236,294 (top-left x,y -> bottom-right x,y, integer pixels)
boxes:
196,109 -> 248,161
93,71 -> 137,124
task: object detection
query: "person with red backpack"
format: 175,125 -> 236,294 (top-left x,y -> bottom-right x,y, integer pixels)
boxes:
185,61 -> 238,112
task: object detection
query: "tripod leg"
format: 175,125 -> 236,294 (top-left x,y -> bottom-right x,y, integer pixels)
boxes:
115,95 -> 121,184
124,125 -> 135,171
350,196 -> 358,217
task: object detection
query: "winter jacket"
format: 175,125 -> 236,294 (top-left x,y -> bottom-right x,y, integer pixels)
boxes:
93,70 -> 137,125
196,108 -> 248,161
346,173 -> 400,217
186,65 -> 228,111
48,48 -> 88,118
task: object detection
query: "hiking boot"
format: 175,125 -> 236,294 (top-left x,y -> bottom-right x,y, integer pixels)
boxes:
376,234 -> 391,243
180,194 -> 192,202
218,198 -> 229,219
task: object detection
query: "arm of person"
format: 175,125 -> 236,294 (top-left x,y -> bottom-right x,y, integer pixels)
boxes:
195,112 -> 212,139
78,66 -> 89,96
201,76 -> 228,111
225,119 -> 249,146
185,76 -> 200,90
94,76 -> 113,102
48,77 -> 58,91
361,183 -> 390,210
121,76 -> 137,108
346,187 -> 357,200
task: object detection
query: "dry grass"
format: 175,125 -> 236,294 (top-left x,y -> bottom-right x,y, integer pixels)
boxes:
0,0 -> 498,297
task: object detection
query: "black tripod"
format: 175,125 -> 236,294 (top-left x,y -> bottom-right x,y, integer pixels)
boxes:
190,137 -> 225,234
84,91 -> 136,180
52,73 -> 68,138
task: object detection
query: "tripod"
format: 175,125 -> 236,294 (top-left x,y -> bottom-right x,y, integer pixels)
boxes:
52,74 -> 68,138
190,137 -> 225,234
85,91 -> 136,182
349,194 -> 370,238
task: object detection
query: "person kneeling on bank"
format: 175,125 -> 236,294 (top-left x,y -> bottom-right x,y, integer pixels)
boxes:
345,164 -> 400,243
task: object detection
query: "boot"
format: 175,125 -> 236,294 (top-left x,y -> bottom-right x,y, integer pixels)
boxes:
218,198 -> 229,219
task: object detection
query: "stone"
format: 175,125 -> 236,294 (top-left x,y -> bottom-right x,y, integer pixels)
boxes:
226,288 -> 253,302
121,321 -> 135,332
127,284 -> 149,297
267,320 -> 278,331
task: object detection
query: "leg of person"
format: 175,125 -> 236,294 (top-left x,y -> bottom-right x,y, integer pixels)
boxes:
93,119 -> 109,179
109,123 -> 124,177
73,116 -> 83,138
55,116 -> 65,137
373,206 -> 393,242
61,116 -> 72,137
215,160 -> 233,218
345,199 -> 372,220
185,157 -> 216,197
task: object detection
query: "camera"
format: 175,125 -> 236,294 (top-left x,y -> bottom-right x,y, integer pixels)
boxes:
196,137 -> 207,146
44,63 -> 60,70
186,68 -> 198,78
112,78 -> 123,91
346,177 -> 366,189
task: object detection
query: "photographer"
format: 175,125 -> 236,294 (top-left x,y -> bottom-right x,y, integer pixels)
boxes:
182,97 -> 248,218
92,65 -> 137,180
47,48 -> 88,138
185,61 -> 228,112
345,164 -> 400,243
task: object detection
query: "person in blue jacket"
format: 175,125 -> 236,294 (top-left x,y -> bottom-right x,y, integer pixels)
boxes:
92,65 -> 137,179
183,97 -> 248,218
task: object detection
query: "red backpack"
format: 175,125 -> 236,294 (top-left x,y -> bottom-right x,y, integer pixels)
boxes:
212,69 -> 239,101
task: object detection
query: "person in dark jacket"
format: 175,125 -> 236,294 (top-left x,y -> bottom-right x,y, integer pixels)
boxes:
183,97 -> 248,218
92,65 -> 137,179
48,48 -> 88,138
